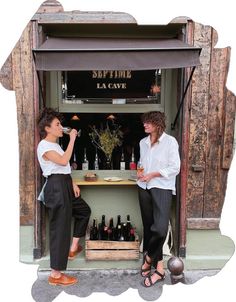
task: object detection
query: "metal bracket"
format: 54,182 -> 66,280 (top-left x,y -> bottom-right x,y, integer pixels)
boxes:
171,66 -> 196,130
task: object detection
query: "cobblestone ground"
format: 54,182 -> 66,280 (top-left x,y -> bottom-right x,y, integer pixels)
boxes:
32,269 -> 219,302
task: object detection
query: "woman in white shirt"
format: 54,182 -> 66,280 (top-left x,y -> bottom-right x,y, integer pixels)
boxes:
137,111 -> 180,287
37,108 -> 91,286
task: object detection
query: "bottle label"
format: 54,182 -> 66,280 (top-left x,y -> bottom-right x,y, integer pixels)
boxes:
82,162 -> 89,170
120,161 -> 125,170
129,162 -> 136,170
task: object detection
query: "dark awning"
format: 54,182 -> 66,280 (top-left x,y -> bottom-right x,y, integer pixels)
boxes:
33,37 -> 201,71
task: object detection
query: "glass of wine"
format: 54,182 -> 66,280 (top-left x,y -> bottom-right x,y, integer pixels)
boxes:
62,127 -> 81,137
137,161 -> 144,174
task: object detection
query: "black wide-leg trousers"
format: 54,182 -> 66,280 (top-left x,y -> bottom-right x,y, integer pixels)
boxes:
44,174 -> 91,271
138,187 -> 172,268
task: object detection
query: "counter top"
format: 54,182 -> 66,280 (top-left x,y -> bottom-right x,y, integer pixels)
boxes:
73,178 -> 137,186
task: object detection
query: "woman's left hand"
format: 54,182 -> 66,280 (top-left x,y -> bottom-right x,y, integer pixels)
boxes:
73,183 -> 80,197
139,172 -> 161,183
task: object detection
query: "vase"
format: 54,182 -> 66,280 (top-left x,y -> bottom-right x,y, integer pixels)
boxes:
104,157 -> 112,170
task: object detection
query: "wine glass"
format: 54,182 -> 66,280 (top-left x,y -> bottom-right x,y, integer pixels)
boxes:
137,161 -> 144,174
62,127 -> 81,137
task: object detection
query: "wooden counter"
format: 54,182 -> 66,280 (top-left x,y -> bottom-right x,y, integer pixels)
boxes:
73,179 -> 137,186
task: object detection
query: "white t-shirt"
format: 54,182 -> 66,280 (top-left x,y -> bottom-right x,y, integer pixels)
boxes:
137,132 -> 180,195
37,139 -> 71,177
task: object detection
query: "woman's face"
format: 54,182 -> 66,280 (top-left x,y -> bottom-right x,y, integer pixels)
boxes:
143,121 -> 158,134
45,118 -> 63,138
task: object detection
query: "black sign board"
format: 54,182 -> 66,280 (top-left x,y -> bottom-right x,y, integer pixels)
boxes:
63,70 -> 160,99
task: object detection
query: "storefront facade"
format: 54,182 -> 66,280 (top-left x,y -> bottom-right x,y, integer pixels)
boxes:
0,0 -> 235,269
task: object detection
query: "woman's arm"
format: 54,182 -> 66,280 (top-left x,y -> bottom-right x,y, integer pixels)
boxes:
158,139 -> 180,178
138,171 -> 161,182
43,129 -> 77,166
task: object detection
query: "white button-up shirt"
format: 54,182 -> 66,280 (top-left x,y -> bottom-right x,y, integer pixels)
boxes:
137,132 -> 180,194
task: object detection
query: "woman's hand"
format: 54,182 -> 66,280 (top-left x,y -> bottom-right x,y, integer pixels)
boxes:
69,129 -> 78,142
73,183 -> 80,198
139,172 -> 161,183
137,170 -> 144,180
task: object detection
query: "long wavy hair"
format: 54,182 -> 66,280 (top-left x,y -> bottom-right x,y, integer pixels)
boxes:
141,111 -> 166,133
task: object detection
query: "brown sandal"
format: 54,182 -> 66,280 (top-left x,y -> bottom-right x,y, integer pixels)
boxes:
143,270 -> 165,287
140,252 -> 152,277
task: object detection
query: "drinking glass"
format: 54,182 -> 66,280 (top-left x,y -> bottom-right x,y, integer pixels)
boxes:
137,161 -> 144,174
62,127 -> 81,137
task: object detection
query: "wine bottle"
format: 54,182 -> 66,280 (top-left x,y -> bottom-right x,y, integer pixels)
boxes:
126,214 -> 132,241
129,228 -> 135,241
71,151 -> 78,170
82,148 -> 89,170
107,218 -> 115,241
120,149 -> 125,170
94,149 -> 99,170
90,218 -> 98,240
116,224 -> 122,241
97,222 -> 103,240
115,215 -> 122,241
101,215 -> 108,240
129,147 -> 136,170
119,223 -> 125,241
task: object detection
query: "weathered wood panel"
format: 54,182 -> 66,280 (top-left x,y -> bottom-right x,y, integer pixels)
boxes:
187,218 -> 220,229
12,23 -> 35,225
85,231 -> 140,260
86,239 -> 139,250
187,23 -> 212,218
86,250 -> 139,261
32,12 -> 137,24
178,20 -> 194,255
0,54 -> 13,90
222,89 -> 236,169
187,23 -> 236,225
36,0 -> 63,14
203,45 -> 231,218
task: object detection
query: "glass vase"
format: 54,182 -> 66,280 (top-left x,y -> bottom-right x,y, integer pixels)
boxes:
104,157 -> 112,170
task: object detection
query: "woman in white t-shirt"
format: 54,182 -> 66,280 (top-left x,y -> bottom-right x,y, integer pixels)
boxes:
37,108 -> 91,286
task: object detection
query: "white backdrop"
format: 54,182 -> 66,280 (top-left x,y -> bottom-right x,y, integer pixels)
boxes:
0,1 -> 235,301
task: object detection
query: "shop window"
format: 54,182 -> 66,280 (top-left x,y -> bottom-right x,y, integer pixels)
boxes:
59,113 -> 144,170
61,70 -> 161,105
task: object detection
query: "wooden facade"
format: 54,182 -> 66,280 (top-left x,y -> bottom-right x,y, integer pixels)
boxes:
186,23 -> 235,230
0,0 -> 235,256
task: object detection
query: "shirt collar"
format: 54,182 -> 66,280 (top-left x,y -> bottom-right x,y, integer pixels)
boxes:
145,132 -> 166,146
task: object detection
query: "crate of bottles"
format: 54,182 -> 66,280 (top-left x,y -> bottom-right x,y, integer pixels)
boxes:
85,215 -> 140,261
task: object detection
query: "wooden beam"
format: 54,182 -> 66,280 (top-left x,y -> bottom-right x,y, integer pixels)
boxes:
221,89 -> 236,169
178,20 -> 194,255
186,23 -> 212,218
0,54 -> 13,90
187,218 -> 220,229
203,38 -> 231,218
36,0 -> 64,14
32,11 -> 137,24
12,22 -> 36,225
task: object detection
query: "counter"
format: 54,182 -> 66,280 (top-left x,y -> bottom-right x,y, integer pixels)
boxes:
71,170 -> 143,238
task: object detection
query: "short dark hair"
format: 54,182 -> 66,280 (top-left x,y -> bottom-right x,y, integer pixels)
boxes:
37,108 -> 63,139
141,111 -> 166,131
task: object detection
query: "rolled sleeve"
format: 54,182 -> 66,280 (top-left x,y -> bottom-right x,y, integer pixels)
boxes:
159,139 -> 180,179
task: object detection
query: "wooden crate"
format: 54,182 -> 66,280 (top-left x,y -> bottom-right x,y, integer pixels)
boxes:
85,233 -> 140,260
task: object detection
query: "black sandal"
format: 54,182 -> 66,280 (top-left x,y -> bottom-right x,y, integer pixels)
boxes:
143,270 -> 165,287
140,252 -> 152,277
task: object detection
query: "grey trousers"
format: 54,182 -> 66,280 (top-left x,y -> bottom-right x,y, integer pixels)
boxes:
138,187 -> 172,267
